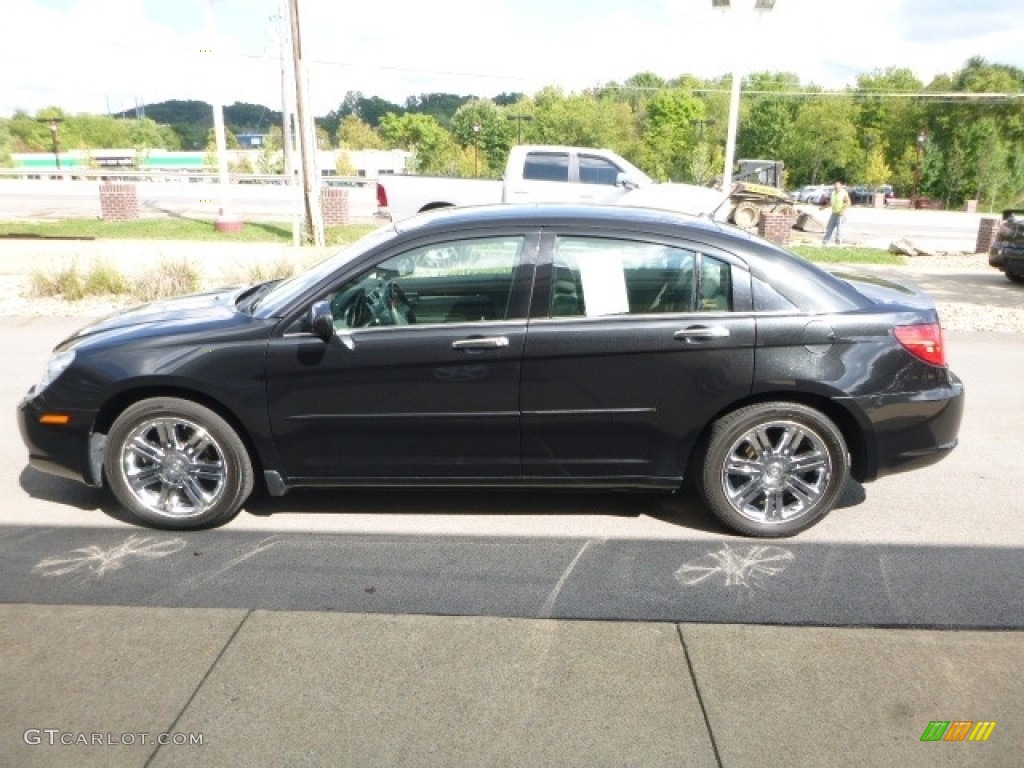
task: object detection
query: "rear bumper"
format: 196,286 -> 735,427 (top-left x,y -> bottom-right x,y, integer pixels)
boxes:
854,373 -> 965,482
990,243 -> 1024,272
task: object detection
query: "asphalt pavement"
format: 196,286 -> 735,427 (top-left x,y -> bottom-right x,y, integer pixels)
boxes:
2,237 -> 1022,767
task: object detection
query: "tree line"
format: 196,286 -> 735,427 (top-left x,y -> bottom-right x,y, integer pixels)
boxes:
2,57 -> 1021,208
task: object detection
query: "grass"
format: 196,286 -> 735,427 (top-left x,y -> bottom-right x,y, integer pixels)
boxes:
0,218 -> 380,246
790,245 -> 905,265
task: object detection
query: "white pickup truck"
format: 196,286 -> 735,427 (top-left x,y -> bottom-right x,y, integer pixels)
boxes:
375,145 -> 730,223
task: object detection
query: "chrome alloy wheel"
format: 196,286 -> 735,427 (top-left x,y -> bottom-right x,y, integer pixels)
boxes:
118,417 -> 228,519
720,420 -> 832,524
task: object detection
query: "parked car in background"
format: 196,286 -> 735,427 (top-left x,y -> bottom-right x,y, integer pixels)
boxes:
18,204 -> 963,538
794,184 -> 829,203
989,209 -> 1024,283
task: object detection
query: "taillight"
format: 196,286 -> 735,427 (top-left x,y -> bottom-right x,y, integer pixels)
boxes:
376,183 -> 388,208
893,323 -> 946,366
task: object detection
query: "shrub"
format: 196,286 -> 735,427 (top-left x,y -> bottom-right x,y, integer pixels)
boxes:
84,262 -> 131,296
30,263 -> 86,301
131,259 -> 201,302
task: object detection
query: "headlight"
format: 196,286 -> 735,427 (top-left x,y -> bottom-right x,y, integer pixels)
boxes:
30,350 -> 76,396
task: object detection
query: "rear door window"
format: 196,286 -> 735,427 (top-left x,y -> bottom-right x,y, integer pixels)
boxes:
548,236 -> 732,317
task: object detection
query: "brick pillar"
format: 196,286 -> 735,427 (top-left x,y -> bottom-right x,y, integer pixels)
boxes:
99,183 -> 139,221
758,211 -> 795,247
321,187 -> 350,226
975,218 -> 1000,254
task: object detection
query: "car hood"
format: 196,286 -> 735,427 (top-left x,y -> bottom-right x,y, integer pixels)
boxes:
60,286 -> 249,347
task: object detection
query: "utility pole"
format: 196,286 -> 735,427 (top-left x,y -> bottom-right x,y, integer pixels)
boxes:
287,0 -> 325,247
276,0 -> 301,249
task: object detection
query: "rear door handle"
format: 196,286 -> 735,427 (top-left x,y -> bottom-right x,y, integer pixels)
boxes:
452,336 -> 510,351
674,326 -> 730,342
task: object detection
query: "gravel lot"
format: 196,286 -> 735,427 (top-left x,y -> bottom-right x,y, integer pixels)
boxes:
1,243 -> 1021,333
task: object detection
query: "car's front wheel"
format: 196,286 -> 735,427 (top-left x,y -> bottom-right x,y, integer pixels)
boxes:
698,402 -> 849,537
104,398 -> 254,530
1005,270 -> 1024,284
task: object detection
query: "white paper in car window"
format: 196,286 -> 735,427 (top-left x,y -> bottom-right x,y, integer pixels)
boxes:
579,252 -> 629,316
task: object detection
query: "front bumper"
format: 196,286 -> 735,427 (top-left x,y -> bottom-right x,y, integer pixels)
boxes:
18,394 -> 103,487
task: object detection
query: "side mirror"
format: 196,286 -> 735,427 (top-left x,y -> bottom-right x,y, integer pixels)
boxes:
616,172 -> 643,190
309,300 -> 335,342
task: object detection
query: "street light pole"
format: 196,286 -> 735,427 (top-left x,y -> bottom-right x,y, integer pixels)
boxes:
715,1 -> 776,195
473,122 -> 480,176
204,0 -> 242,233
507,113 -> 533,144
49,119 -> 61,171
913,130 -> 927,208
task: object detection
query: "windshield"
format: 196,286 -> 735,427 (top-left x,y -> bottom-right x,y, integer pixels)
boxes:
252,224 -> 398,318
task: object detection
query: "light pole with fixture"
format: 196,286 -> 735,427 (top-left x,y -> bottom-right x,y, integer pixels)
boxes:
913,130 -> 927,208
49,119 -> 62,171
473,122 -> 481,175
714,1 -> 776,195
507,112 -> 534,144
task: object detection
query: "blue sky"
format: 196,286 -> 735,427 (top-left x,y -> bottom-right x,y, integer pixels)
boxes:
3,0 -> 1023,117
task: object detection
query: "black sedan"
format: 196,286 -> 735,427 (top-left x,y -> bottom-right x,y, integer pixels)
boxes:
18,205 -> 964,537
988,209 -> 1024,283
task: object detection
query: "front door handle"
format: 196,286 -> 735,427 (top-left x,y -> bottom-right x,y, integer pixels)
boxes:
674,326 -> 730,342
452,336 -> 510,351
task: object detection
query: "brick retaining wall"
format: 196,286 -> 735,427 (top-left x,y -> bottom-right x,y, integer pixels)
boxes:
321,187 -> 350,226
975,218 -> 1000,254
758,211 -> 795,247
99,183 -> 139,222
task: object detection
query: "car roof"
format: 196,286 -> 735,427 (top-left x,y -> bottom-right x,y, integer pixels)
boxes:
393,203 -> 725,239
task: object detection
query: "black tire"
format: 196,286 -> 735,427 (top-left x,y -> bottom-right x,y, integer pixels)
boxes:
697,402 -> 849,537
1005,270 -> 1024,284
104,397 -> 253,530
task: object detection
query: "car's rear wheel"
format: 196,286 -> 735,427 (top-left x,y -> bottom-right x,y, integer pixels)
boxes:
1005,270 -> 1024,284
104,398 -> 253,530
698,402 -> 849,537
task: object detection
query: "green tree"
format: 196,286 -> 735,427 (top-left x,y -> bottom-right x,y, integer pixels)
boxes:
335,150 -> 357,176
0,119 -> 13,166
785,97 -> 860,183
863,144 -> 891,189
378,112 -> 461,175
856,67 -> 925,179
634,87 -> 704,181
336,115 -> 384,150
257,126 -> 285,174
450,99 -> 514,176
974,123 -> 1012,210
529,87 -> 634,153
405,93 -> 472,128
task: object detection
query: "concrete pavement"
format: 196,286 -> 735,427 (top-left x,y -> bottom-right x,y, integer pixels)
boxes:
2,604 -> 1020,767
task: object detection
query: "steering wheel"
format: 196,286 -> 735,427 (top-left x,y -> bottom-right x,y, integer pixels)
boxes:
386,280 -> 414,325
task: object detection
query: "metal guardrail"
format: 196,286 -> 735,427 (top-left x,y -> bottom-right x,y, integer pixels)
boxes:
0,168 -> 371,187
